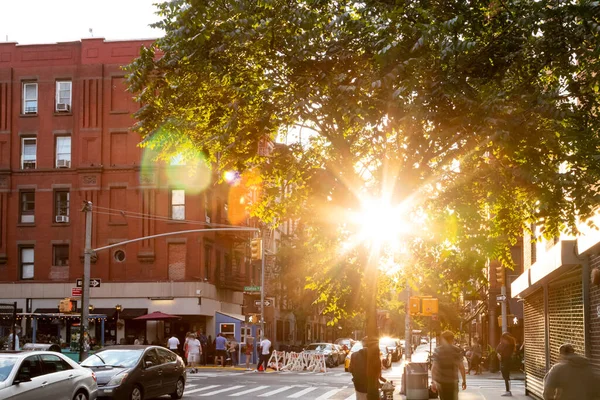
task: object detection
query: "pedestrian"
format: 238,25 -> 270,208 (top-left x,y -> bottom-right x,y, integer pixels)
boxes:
7,328 -> 19,351
198,329 -> 208,365
167,333 -> 180,355
432,330 -> 467,400
258,335 -> 272,372
496,332 -> 516,397
543,343 -> 600,400
228,336 -> 238,367
183,332 -> 191,365
245,336 -> 254,371
215,333 -> 228,367
186,333 -> 202,373
468,339 -> 482,375
349,337 -> 386,400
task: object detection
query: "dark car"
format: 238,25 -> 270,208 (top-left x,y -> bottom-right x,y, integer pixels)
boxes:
81,345 -> 186,400
380,337 -> 401,362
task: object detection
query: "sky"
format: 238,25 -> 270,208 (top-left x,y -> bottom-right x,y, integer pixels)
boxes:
0,0 -> 164,45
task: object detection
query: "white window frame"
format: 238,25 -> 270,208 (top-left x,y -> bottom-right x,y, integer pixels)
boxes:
55,136 -> 71,168
23,82 -> 38,114
171,189 -> 185,220
21,137 -> 37,169
55,81 -> 72,111
20,247 -> 34,280
241,327 -> 252,344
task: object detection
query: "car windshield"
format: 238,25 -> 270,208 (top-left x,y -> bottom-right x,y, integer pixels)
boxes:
0,357 -> 17,382
306,344 -> 329,351
81,349 -> 143,368
350,342 -> 363,352
380,338 -> 397,347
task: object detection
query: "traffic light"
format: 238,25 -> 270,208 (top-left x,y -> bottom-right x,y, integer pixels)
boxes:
251,238 -> 262,260
59,298 -> 76,313
409,297 -> 421,315
495,262 -> 505,286
421,298 -> 439,316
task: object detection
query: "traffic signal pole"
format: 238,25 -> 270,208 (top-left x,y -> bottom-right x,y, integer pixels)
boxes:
260,230 -> 265,340
501,285 -> 508,333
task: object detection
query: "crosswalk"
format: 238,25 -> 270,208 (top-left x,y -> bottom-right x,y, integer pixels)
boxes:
182,383 -> 363,399
465,378 -> 525,390
186,370 -> 351,378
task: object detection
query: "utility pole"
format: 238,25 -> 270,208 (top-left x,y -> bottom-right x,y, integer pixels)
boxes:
405,284 -> 412,360
80,201 -> 93,361
260,229 -> 266,339
501,285 -> 508,333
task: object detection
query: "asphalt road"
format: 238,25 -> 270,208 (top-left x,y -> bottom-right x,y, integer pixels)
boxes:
164,360 -> 405,400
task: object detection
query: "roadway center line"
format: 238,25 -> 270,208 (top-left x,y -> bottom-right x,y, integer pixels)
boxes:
199,385 -> 245,396
229,385 -> 270,397
287,387 -> 319,398
258,385 -> 296,397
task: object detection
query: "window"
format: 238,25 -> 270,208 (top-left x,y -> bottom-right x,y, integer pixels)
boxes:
20,247 -> 34,280
18,355 -> 43,378
21,138 -> 37,169
39,354 -> 72,373
220,323 -> 235,336
204,245 -> 212,280
55,81 -> 72,112
22,82 -> 37,114
170,189 -> 185,220
143,348 -> 160,367
156,348 -> 176,364
53,245 -> 69,267
55,137 -> 71,168
241,327 -> 252,344
19,191 -> 35,224
54,191 -> 69,223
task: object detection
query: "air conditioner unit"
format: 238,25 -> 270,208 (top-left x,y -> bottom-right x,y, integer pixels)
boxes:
56,159 -> 71,168
56,103 -> 70,112
56,215 -> 69,223
22,161 -> 36,169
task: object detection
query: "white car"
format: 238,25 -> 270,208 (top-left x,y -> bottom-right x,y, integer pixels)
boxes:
0,351 -> 98,400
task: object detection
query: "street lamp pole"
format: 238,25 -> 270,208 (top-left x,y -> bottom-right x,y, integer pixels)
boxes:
80,201 -> 93,362
260,229 -> 266,339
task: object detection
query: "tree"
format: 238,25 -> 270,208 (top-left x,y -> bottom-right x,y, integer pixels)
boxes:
128,0 -> 600,320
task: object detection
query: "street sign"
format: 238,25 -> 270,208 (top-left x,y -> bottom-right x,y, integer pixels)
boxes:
244,286 -> 261,292
496,295 -> 507,302
76,278 -> 102,288
254,299 -> 274,307
71,288 -> 82,297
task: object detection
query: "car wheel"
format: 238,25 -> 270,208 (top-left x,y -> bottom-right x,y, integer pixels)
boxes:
73,391 -> 88,400
130,385 -> 144,400
171,377 -> 185,399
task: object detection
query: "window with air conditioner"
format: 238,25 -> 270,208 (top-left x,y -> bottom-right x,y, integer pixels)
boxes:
55,81 -> 72,112
54,191 -> 69,223
20,247 -> 34,280
22,82 -> 37,114
171,189 -> 185,220
21,138 -> 36,169
53,244 -> 69,267
55,136 -> 71,168
19,191 -> 35,224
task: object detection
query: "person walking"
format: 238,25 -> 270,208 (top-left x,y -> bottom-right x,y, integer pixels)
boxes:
215,333 -> 228,367
167,333 -> 180,355
244,336 -> 254,371
186,333 -> 202,373
228,336 -> 238,367
543,343 -> 600,400
258,336 -> 272,372
349,337 -> 386,400
468,339 -> 482,375
497,332 -> 516,397
183,332 -> 191,365
198,330 -> 208,365
432,330 -> 467,400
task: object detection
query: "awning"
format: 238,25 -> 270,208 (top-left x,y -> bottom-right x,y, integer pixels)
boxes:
34,308 -> 59,314
0,308 -> 23,314
119,308 -> 148,319
91,308 -> 117,318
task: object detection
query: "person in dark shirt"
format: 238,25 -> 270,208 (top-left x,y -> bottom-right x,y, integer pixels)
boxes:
496,332 -> 516,397
432,330 -> 467,400
543,343 -> 600,400
349,337 -> 386,400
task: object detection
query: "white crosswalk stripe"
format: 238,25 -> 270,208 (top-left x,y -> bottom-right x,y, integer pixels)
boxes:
258,386 -> 296,397
199,385 -> 245,396
184,385 -> 221,395
287,387 -> 319,398
229,386 -> 270,397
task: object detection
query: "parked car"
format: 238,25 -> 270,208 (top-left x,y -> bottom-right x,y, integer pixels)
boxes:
0,350 -> 98,400
81,345 -> 186,400
303,343 -> 342,368
344,341 -> 392,372
332,344 -> 346,365
379,337 -> 401,362
333,338 -> 355,352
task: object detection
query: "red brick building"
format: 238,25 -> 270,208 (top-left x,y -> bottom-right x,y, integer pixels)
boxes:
0,39 -> 256,346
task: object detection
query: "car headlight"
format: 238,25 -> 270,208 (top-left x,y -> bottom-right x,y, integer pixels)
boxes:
107,371 -> 129,386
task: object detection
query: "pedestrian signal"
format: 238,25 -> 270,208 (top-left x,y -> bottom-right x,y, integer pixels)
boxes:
251,238 -> 262,260
409,297 -> 421,315
59,298 -> 76,313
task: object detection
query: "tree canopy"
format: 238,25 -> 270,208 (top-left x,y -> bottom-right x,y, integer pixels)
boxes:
128,0 -> 600,325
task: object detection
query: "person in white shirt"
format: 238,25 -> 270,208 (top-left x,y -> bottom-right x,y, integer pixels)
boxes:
8,328 -> 19,351
186,333 -> 202,373
258,337 -> 271,371
167,334 -> 180,355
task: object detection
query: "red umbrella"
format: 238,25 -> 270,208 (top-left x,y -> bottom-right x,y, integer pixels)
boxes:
133,311 -> 181,320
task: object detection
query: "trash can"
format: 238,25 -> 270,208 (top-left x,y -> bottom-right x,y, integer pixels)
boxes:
22,343 -> 62,353
405,362 -> 429,400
